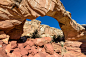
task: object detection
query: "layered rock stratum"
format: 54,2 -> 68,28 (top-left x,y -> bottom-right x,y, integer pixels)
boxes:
0,0 -> 85,41
22,20 -> 63,38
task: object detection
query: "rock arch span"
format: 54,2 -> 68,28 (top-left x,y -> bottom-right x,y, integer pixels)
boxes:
0,0 -> 85,41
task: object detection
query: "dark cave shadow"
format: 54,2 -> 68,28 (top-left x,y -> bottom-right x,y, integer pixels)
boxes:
9,36 -> 31,43
18,36 -> 31,43
79,41 -> 86,55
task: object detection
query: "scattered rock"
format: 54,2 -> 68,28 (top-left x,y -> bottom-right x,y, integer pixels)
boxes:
44,37 -> 52,43
1,38 -> 86,57
0,31 -> 7,39
5,44 -> 11,53
34,38 -> 45,46
10,41 -> 17,49
2,35 -> 9,44
12,51 -> 21,57
0,40 -> 3,48
18,43 -> 24,49
44,43 -> 54,55
25,45 -> 31,50
25,41 -> 34,47
20,48 -> 28,56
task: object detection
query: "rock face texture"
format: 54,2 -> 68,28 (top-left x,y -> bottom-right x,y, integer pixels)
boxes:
0,37 -> 86,57
52,40 -> 86,57
0,0 -> 85,40
22,20 -> 63,38
82,24 -> 86,31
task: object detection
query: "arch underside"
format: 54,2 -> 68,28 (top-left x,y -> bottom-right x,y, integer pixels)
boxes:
0,0 -> 85,41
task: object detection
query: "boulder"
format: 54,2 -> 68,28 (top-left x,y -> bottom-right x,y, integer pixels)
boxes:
44,43 -> 54,55
20,48 -> 28,56
34,38 -> 45,46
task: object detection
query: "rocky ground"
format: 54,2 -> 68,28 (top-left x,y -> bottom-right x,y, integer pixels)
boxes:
0,37 -> 86,57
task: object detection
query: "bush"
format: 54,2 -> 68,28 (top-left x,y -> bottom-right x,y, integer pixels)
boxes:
52,35 -> 65,43
52,35 -> 57,42
31,29 -> 41,39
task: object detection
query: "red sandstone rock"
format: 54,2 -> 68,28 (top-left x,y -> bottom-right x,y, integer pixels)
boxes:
44,37 -> 52,43
0,31 -> 7,39
53,52 -> 61,57
12,51 -> 21,57
37,47 -> 45,52
2,44 -> 7,50
31,46 -> 38,55
34,38 -> 45,46
52,43 -> 62,53
0,49 -> 9,57
20,48 -> 28,56
13,48 -> 20,52
39,52 -> 47,57
2,35 -> 9,44
46,54 -> 52,57
18,43 -> 24,49
28,54 -> 33,57
7,53 -> 14,57
25,45 -> 31,50
44,43 -> 54,55
34,53 -> 41,57
0,40 -> 3,48
22,55 -> 28,57
25,41 -> 34,47
5,44 -> 11,53
10,41 -> 17,49
37,47 -> 42,52
28,50 -> 32,54
63,53 -> 76,57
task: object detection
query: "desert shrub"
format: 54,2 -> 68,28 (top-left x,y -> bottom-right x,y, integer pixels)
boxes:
31,29 -> 41,39
52,35 -> 57,42
52,35 -> 65,43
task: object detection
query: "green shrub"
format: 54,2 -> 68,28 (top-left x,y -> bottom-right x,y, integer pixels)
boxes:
52,35 -> 57,42
52,35 -> 65,43
31,29 -> 41,39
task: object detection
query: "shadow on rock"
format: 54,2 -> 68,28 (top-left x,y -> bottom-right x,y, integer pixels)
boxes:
80,42 -> 86,55
52,35 -> 65,43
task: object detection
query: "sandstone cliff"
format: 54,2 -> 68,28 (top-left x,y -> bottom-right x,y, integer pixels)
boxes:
22,19 -> 63,38
0,0 -> 85,41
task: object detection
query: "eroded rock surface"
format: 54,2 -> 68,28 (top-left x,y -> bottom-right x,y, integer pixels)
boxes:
52,40 -> 86,57
22,20 -> 63,38
0,37 -> 86,57
0,0 -> 85,40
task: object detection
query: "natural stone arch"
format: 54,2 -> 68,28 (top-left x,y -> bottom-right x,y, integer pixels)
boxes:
0,0 -> 85,41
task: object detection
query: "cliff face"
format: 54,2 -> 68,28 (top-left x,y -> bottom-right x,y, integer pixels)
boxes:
22,20 -> 63,38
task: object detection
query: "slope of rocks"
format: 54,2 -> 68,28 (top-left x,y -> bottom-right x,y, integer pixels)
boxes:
0,37 -> 61,57
22,20 -> 63,38
0,37 -> 86,57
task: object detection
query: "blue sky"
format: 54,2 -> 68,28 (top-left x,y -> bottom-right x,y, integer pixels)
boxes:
27,0 -> 86,29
